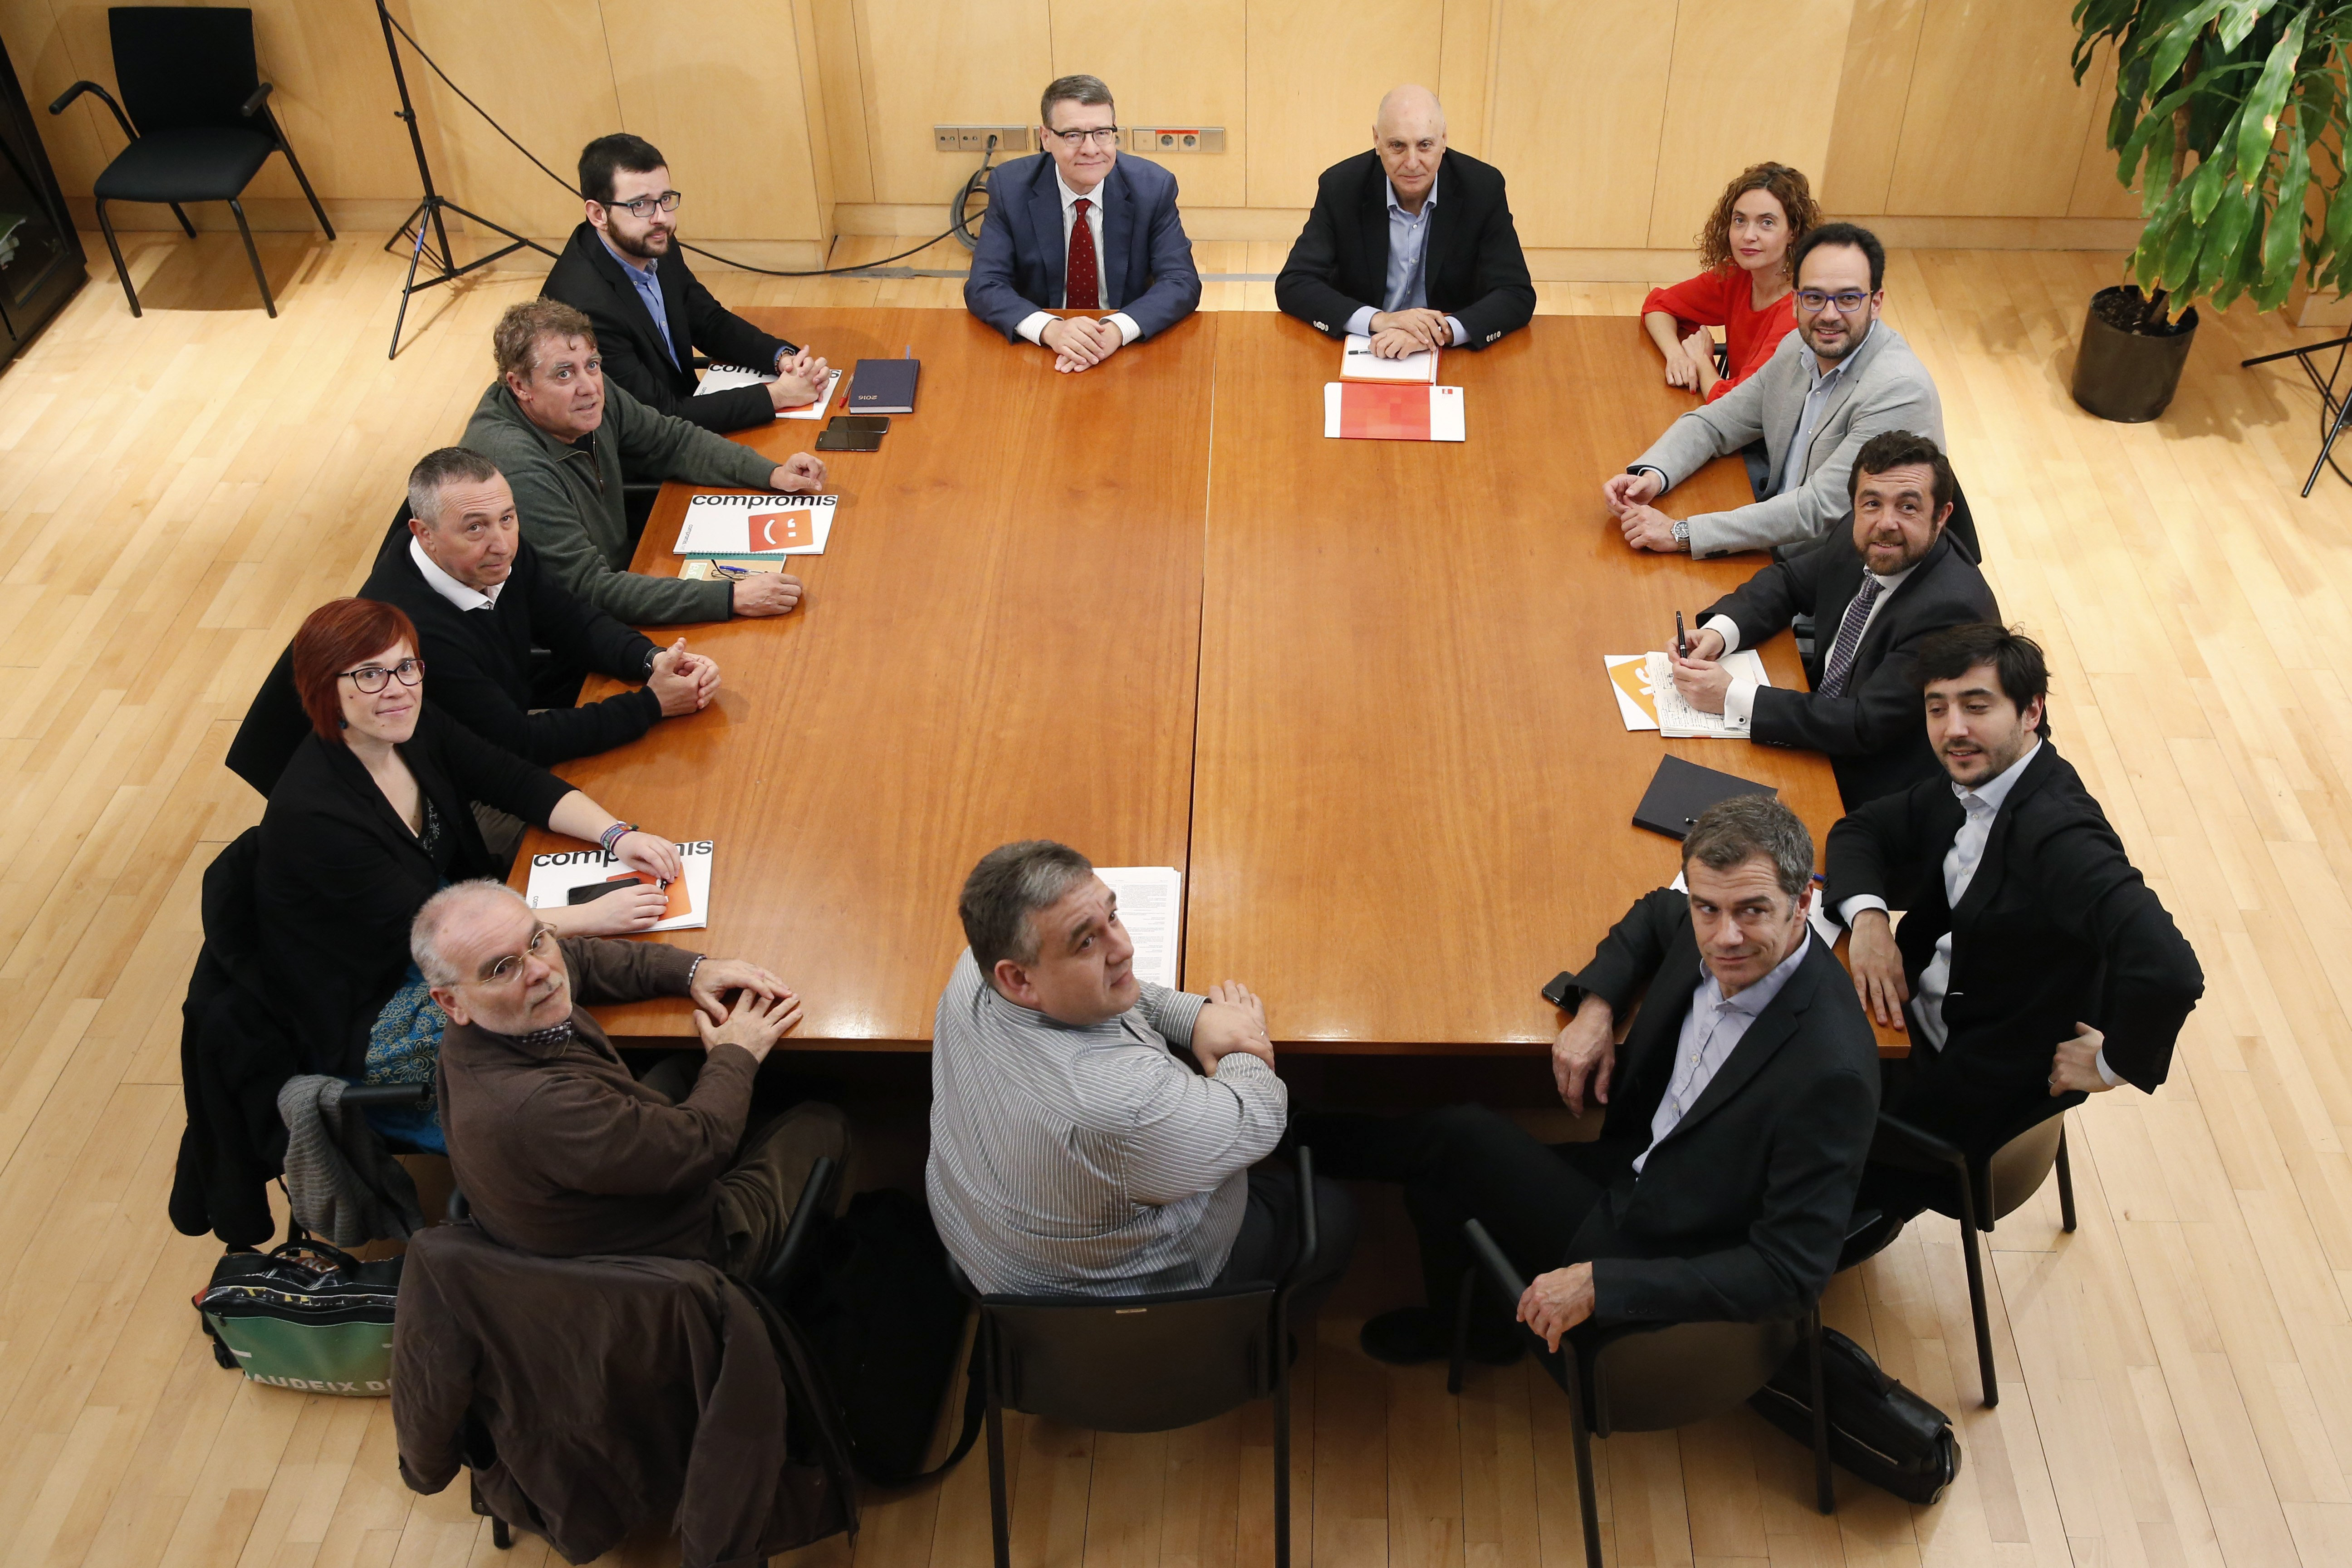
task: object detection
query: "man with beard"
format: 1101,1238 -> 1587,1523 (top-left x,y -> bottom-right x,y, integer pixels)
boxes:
1666,431 -> 1996,807
1828,623 -> 2202,1220
1604,222 -> 1943,558
542,133 -> 829,433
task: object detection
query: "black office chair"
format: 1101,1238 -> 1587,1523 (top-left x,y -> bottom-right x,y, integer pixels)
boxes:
954,1148 -> 1321,1568
1861,1105 -> 2075,1408
1453,1220 -> 1833,1568
48,6 -> 333,319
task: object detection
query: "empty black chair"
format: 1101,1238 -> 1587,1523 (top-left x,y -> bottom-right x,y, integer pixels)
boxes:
48,7 -> 333,319
1453,1219 -> 1833,1568
955,1148 -> 1322,1568
1864,1105 -> 2075,1408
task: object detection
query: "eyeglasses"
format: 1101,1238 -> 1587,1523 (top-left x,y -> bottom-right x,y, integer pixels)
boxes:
480,923 -> 558,986
1793,289 -> 1873,315
609,190 -> 683,219
338,657 -> 425,693
1044,125 -> 1120,148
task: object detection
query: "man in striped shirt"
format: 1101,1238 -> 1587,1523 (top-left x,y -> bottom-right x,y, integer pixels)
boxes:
927,841 -> 1356,1308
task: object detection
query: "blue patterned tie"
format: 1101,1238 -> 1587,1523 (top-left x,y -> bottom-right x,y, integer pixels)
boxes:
1818,577 -> 1882,698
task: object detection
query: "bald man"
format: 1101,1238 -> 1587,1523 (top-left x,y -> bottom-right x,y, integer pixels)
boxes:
1276,85 -> 1535,356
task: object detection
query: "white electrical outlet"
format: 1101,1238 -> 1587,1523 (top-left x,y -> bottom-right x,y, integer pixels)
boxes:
1127,127 -> 1225,153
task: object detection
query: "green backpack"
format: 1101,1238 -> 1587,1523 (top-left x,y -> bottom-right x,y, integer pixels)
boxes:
193,1231 -> 402,1396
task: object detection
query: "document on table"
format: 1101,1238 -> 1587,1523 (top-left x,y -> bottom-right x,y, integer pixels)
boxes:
696,364 -> 842,420
1340,333 -> 1438,383
523,839 -> 714,932
675,492 -> 837,556
1323,382 -> 1465,441
1093,866 -> 1182,991
1603,652 -> 1769,737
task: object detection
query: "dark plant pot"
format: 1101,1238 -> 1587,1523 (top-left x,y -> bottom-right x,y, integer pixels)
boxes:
2071,285 -> 2197,422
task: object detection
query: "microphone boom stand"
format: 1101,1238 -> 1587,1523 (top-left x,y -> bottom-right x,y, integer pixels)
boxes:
376,0 -> 555,358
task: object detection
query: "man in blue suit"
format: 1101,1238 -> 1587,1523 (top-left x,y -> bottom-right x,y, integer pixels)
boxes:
964,74 -> 1201,373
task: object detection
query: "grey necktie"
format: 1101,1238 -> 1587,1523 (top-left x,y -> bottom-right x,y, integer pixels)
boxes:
1817,577 -> 1882,698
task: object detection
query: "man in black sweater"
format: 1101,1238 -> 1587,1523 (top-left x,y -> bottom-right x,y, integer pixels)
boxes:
363,446 -> 719,768
1668,431 -> 1997,808
1828,623 -> 2202,1217
1274,85 -> 1534,356
541,134 -> 828,434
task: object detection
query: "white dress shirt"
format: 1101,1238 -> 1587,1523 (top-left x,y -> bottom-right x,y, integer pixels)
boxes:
410,536 -> 503,611
1839,741 -> 2122,1086
1702,560 -> 1917,730
1015,166 -> 1143,350
1634,930 -> 1812,1173
1342,175 -> 1470,348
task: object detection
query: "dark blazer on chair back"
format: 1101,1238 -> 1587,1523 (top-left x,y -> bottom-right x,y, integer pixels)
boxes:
1554,889 -> 1881,1323
541,221 -> 793,433
256,708 -> 570,1078
963,152 -> 1201,340
359,511 -> 664,767
1702,528 -> 1999,808
1825,741 -> 2203,1118
1274,148 -> 1536,349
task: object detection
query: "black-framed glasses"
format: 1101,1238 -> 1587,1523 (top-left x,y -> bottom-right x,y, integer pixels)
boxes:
338,657 -> 425,694
1044,125 -> 1120,148
1793,289 -> 1873,315
611,190 -> 683,219
481,923 -> 558,986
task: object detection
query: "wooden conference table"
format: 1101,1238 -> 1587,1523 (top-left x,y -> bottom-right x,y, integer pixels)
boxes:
512,307 -> 1855,1054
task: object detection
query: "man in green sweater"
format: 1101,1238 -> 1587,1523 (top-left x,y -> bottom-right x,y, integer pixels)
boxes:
462,298 -> 825,625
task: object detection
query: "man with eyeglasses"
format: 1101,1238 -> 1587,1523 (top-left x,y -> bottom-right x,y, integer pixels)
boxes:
1604,222 -> 1944,559
1274,84 -> 1534,357
542,134 -> 829,433
419,879 -> 849,1273
462,297 -> 824,627
964,74 -> 1201,372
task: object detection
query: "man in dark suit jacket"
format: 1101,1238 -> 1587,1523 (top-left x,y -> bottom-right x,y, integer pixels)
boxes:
1274,85 -> 1535,356
541,133 -> 828,433
1303,797 -> 1879,1364
1670,431 -> 1995,808
1829,623 -> 2202,1215
964,74 -> 1200,372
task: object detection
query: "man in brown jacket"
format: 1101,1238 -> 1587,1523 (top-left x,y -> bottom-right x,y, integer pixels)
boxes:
415,880 -> 847,1273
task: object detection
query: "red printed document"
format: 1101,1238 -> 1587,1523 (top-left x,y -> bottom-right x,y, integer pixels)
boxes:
1322,382 -> 1465,441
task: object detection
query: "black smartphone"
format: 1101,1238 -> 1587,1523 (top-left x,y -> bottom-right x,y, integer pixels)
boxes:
815,424 -> 884,452
567,873 -> 642,905
833,415 -> 890,433
1541,971 -> 1584,1010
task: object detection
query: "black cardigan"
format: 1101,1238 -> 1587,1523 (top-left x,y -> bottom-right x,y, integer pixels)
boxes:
360,516 -> 664,766
539,221 -> 791,433
256,708 -> 573,1078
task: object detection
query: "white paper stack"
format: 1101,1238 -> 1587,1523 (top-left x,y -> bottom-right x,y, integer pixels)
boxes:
1092,865 -> 1183,990
696,363 -> 841,420
674,493 -> 837,556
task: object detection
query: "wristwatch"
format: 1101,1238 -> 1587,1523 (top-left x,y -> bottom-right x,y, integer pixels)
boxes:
1671,519 -> 1691,544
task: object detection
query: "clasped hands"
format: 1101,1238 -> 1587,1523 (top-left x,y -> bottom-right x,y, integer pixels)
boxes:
1192,980 -> 1275,1073
1367,308 -> 1452,359
647,637 -> 721,716
1041,315 -> 1126,373
1846,910 -> 2114,1095
691,957 -> 803,1064
768,348 -> 832,411
1599,469 -> 1686,553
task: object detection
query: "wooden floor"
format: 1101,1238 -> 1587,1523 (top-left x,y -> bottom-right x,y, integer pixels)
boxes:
1,225 -> 2347,1568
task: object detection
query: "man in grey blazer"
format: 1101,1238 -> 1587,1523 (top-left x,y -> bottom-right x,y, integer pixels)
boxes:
1605,223 -> 1942,558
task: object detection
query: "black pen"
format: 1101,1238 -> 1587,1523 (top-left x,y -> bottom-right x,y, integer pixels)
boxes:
1675,610 -> 1688,660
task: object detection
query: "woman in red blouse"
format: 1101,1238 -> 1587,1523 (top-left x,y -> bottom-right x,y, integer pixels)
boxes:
1642,163 -> 1821,402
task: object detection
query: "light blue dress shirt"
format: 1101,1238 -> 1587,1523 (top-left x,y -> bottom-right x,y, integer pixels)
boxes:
1633,931 -> 1813,1173
1771,320 -> 1875,496
1343,175 -> 1467,347
599,231 -> 681,370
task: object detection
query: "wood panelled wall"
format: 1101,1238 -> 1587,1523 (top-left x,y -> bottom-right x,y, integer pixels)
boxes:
0,0 -> 2141,262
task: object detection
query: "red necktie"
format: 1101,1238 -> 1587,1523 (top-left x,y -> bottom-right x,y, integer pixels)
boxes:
1065,197 -> 1101,310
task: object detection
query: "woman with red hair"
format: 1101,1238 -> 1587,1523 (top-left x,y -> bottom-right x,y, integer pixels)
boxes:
1641,163 -> 1820,403
256,598 -> 681,1149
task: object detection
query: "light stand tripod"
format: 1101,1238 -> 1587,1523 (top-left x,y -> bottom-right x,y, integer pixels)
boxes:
2241,333 -> 2352,496
375,0 -> 554,359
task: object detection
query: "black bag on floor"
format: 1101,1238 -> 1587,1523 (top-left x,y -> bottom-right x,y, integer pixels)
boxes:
1749,1326 -> 1960,1504
788,1188 -> 980,1484
193,1230 -> 403,1395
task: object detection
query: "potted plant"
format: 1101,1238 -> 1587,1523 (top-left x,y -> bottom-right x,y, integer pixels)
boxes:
2069,1 -> 2352,421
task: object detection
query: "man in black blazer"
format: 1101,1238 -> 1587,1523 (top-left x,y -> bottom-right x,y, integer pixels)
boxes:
1303,797 -> 1879,1364
1275,85 -> 1535,356
1670,431 -> 1996,808
541,133 -> 828,433
1829,624 -> 2202,1213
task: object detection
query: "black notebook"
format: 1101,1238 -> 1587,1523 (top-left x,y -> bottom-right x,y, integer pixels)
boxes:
1632,755 -> 1777,839
846,358 -> 919,414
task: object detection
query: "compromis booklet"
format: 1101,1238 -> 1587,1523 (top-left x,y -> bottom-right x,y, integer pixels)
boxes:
523,839 -> 714,932
675,494 -> 837,557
